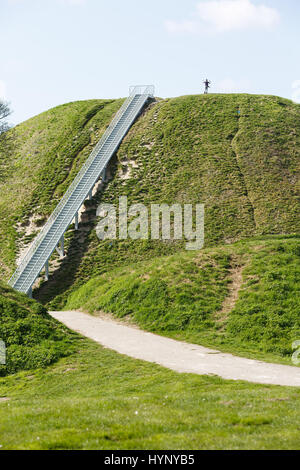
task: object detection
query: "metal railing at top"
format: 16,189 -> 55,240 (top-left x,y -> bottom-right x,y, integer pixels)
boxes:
9,85 -> 154,287
129,85 -> 155,96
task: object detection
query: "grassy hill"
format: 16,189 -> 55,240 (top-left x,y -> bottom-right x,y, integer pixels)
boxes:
1,93 -> 298,303
0,93 -> 299,450
65,236 -> 300,363
0,92 -> 299,345
0,281 -> 75,376
0,98 -> 124,278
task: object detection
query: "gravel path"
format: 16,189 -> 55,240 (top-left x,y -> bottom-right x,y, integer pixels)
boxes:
50,310 -> 300,387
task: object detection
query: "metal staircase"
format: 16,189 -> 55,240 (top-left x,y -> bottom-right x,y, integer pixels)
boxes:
9,85 -> 154,296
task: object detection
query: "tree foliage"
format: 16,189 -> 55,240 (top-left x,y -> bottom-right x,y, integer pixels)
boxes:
0,100 -> 13,181
0,100 -> 10,135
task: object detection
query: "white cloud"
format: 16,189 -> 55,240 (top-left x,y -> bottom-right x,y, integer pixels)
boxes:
292,80 -> 300,104
165,0 -> 280,34
0,81 -> 6,100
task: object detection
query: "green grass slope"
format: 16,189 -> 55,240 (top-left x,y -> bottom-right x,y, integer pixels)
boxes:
0,98 -> 124,278
0,282 -> 75,376
39,94 -> 300,305
65,237 -> 300,364
0,94 -> 299,451
0,94 -> 299,307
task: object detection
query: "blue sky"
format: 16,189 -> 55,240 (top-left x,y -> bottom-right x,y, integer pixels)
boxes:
1,0 -> 300,124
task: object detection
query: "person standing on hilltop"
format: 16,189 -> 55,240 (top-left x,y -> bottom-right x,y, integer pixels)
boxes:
204,79 -> 211,94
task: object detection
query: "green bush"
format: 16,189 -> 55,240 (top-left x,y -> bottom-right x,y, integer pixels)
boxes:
0,282 -> 76,376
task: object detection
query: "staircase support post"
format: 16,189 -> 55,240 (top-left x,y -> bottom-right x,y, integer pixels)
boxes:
45,260 -> 49,281
55,234 -> 65,258
102,167 -> 107,183
88,189 -> 93,200
60,235 -> 64,258
75,212 -> 79,230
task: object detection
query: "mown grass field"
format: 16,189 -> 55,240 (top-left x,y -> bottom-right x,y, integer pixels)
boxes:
1,338 -> 300,450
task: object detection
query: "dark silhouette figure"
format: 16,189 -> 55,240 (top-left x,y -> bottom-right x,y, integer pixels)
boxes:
204,79 -> 211,94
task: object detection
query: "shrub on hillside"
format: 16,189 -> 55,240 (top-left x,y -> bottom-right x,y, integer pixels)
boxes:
0,282 -> 76,376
